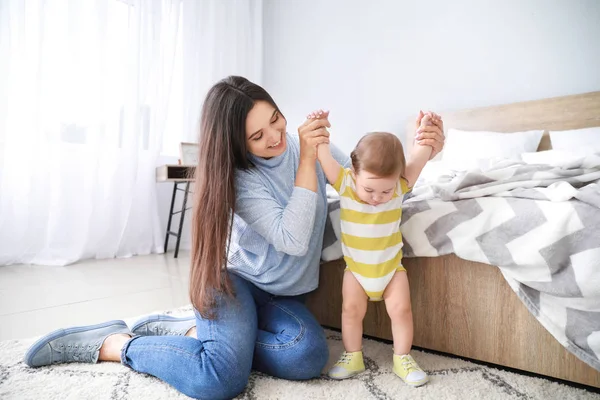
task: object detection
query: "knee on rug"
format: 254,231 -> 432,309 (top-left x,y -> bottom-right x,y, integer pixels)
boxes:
262,325 -> 329,381
181,355 -> 251,400
184,372 -> 249,400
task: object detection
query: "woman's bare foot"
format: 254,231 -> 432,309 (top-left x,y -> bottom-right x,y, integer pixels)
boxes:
98,324 -> 195,362
98,333 -> 131,362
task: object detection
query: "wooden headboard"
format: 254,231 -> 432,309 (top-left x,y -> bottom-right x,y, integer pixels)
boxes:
405,91 -> 600,154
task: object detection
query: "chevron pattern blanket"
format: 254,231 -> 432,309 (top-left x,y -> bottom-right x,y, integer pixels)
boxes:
321,154 -> 600,372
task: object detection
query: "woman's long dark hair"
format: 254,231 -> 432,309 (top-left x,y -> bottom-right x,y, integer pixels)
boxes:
190,76 -> 280,318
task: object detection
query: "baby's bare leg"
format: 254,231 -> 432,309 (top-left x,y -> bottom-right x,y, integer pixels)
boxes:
341,271 -> 369,352
383,271 -> 413,355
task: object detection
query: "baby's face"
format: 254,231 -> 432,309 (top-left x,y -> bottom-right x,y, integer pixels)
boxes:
353,170 -> 398,206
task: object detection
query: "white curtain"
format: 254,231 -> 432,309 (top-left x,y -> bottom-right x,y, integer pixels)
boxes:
0,0 -> 263,266
181,0 -> 263,145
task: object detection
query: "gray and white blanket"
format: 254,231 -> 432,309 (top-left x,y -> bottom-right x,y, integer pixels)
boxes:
321,154 -> 600,372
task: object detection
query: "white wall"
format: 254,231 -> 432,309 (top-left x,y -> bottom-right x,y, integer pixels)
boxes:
157,0 -> 600,251
263,0 -> 600,154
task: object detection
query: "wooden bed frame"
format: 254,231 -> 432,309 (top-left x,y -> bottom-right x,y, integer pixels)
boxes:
306,91 -> 600,389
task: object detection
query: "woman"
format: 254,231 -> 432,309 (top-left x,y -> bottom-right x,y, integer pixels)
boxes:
24,76 -> 445,399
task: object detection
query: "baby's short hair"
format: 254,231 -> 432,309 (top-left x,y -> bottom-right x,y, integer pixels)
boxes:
350,132 -> 406,178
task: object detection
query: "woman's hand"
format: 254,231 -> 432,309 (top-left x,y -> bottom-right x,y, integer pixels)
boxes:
298,109 -> 331,162
415,110 -> 445,160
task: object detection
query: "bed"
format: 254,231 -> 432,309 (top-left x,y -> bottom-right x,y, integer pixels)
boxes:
306,91 -> 600,389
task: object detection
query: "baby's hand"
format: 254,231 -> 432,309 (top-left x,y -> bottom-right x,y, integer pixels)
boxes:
305,109 -> 331,159
418,112 -> 433,130
306,109 -> 330,122
306,109 -> 331,152
415,110 -> 444,159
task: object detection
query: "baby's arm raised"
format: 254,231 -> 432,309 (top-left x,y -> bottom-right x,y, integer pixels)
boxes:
404,112 -> 434,188
306,109 -> 343,186
318,143 -> 343,186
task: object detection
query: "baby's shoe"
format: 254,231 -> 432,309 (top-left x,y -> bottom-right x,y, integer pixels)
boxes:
393,354 -> 428,386
327,350 -> 365,379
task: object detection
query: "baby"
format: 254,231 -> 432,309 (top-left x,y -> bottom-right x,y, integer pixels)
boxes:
311,109 -> 434,386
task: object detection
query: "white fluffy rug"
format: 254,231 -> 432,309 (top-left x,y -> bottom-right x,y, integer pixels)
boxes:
1,307 -> 598,400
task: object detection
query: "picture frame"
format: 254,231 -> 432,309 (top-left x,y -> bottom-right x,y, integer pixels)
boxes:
179,142 -> 199,165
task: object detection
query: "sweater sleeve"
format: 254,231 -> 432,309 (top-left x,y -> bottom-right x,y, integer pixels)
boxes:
235,171 -> 318,257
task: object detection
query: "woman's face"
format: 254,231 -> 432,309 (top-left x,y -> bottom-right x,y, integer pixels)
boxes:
245,100 -> 287,158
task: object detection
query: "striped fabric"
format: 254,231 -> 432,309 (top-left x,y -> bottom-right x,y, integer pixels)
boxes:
332,168 -> 409,300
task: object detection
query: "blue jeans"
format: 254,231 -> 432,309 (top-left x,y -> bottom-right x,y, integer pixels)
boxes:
120,273 -> 329,400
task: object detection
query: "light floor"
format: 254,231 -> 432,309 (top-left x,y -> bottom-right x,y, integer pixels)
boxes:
0,252 -> 191,341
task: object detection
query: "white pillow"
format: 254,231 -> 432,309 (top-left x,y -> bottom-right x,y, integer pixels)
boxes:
549,127 -> 600,154
521,150 -> 583,165
521,150 -> 600,169
441,128 -> 544,170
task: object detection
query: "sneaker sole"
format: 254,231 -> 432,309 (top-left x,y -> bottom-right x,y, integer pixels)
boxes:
24,320 -> 128,367
130,314 -> 195,334
404,376 -> 429,387
327,369 -> 366,380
